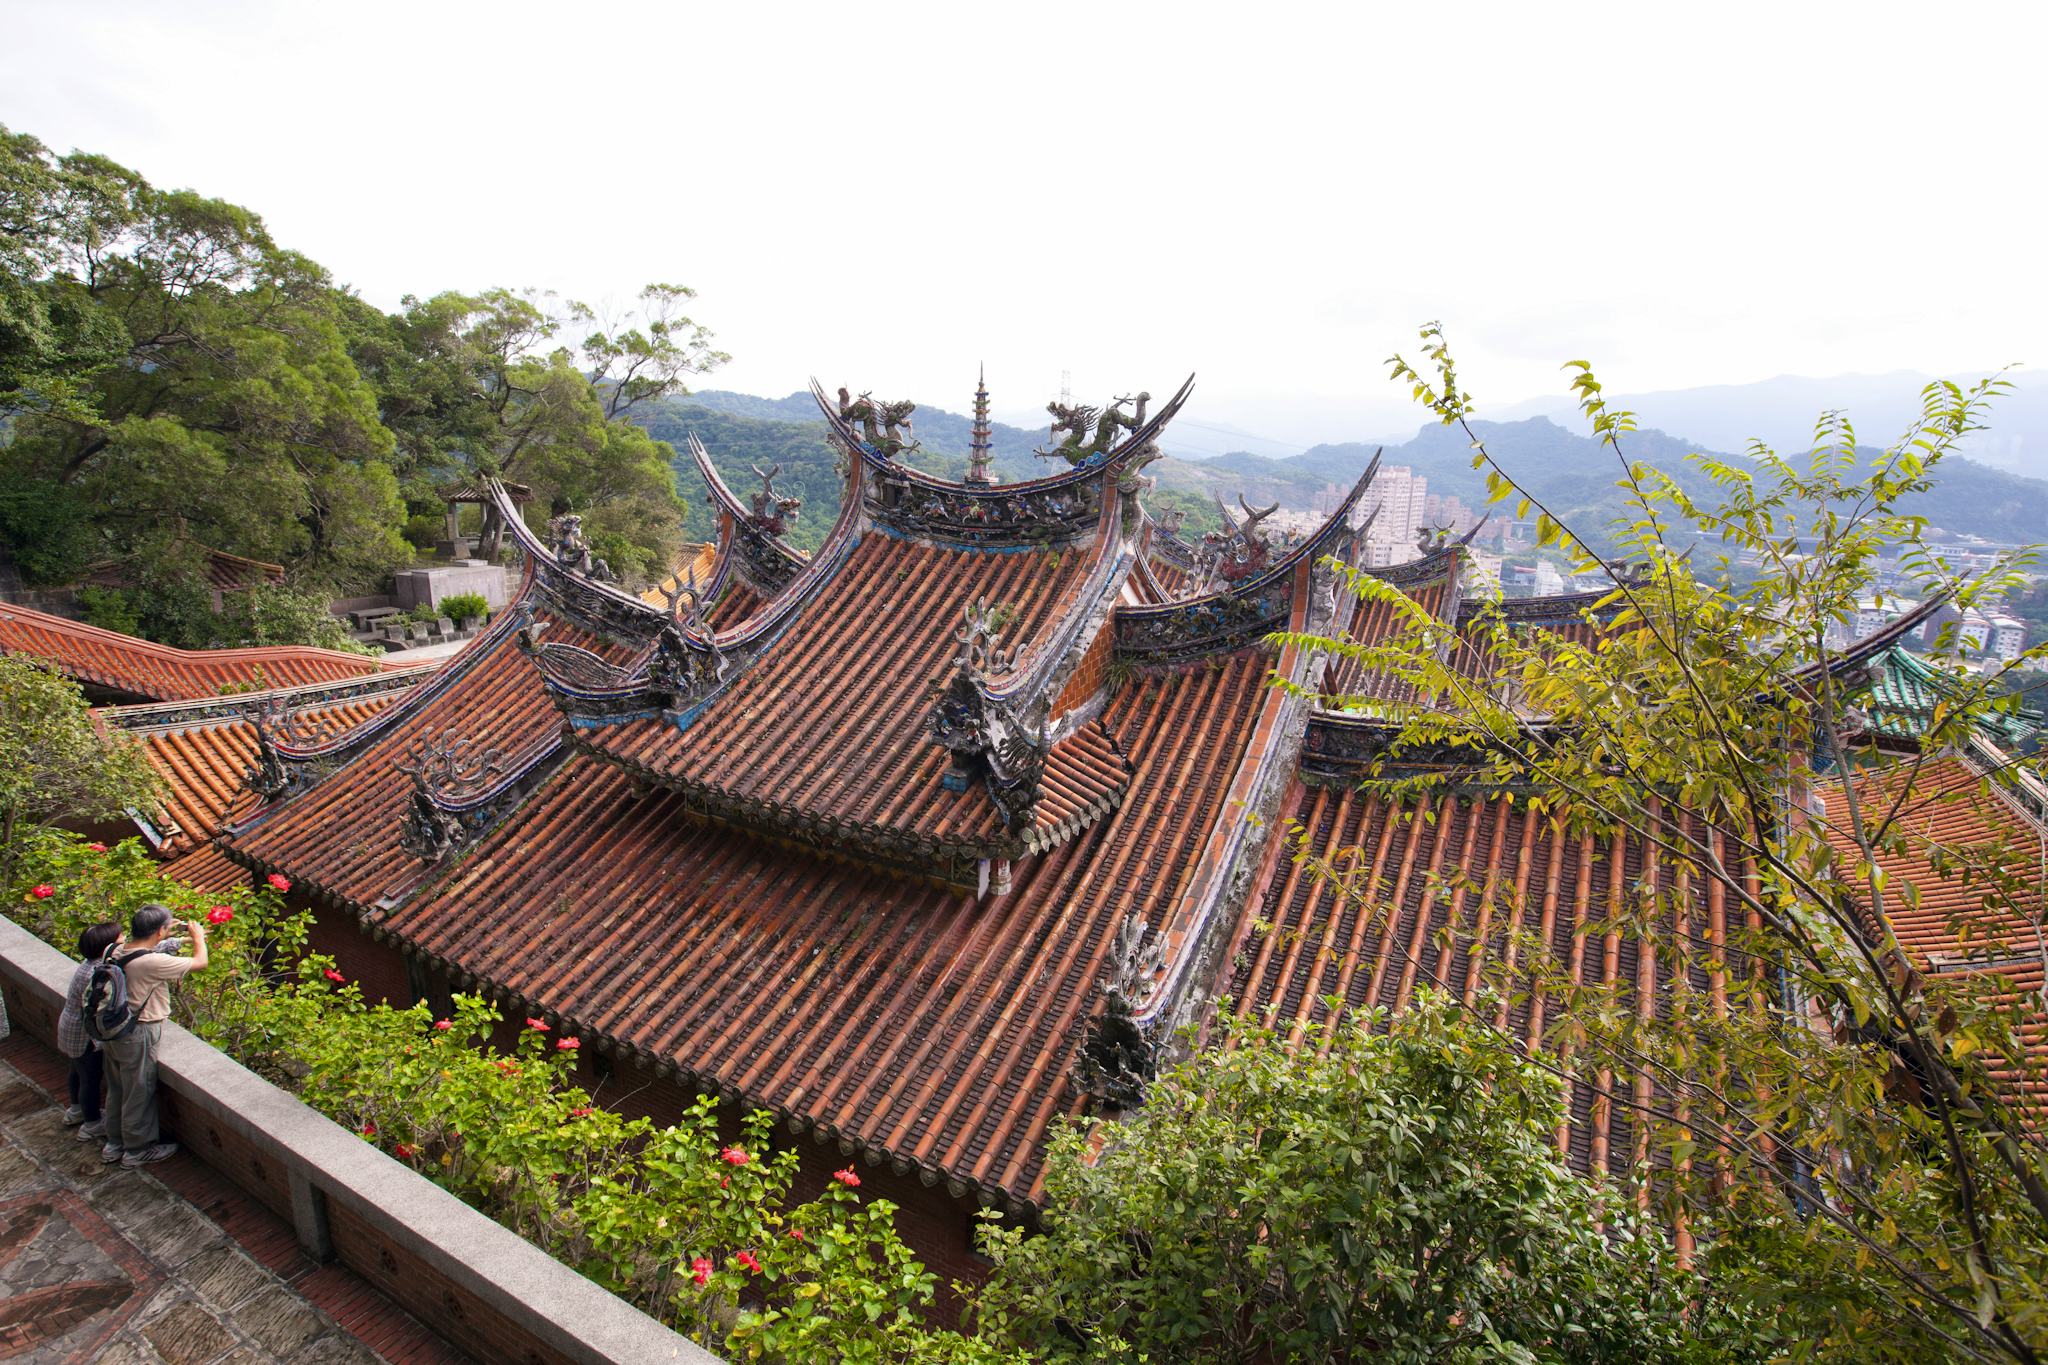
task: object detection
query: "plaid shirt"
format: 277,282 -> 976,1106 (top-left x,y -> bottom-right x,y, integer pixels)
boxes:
56,959 -> 96,1058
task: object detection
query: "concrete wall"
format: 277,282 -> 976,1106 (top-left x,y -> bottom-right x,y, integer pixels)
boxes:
393,564 -> 513,612
0,917 -> 719,1365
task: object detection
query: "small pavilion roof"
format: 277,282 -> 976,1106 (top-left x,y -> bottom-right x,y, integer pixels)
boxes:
79,544 -> 286,595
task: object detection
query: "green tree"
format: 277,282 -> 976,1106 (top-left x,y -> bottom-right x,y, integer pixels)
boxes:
0,655 -> 157,882
0,126 -> 411,599
1281,326 -> 2048,1361
972,998 -> 1753,1364
359,285 -> 724,583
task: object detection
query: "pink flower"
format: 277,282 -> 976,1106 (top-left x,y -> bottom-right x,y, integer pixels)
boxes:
394,1143 -> 416,1160
555,1037 -> 580,1052
323,968 -> 346,984
525,1017 -> 550,1033
690,1256 -> 714,1287
719,1146 -> 750,1167
433,1019 -> 452,1031
28,885 -> 54,900
360,1123 -> 377,1138
265,873 -> 291,893
832,1167 -> 862,1189
568,1106 -> 592,1119
733,1250 -> 761,1275
85,842 -> 107,853
206,906 -> 233,925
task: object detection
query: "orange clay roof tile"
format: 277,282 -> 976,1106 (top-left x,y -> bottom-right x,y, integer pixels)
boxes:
0,603 -> 389,702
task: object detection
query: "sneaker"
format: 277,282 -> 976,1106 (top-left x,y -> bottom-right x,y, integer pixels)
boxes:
99,1143 -> 123,1164
61,1106 -> 85,1126
122,1143 -> 177,1168
76,1121 -> 106,1142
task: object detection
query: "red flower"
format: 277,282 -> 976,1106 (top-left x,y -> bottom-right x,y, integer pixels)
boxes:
719,1176 -> 729,1189
733,1250 -> 761,1275
832,1167 -> 862,1189
494,1059 -> 521,1075
787,1228 -> 806,1242
568,1106 -> 592,1119
394,1143 -> 416,1160
360,1123 -> 377,1138
719,1146 -> 750,1167
555,1037 -> 580,1052
265,873 -> 291,893
28,885 -> 54,900
85,842 -> 107,853
323,968 -> 346,984
433,1019 -> 452,1031
205,906 -> 233,925
690,1256 -> 714,1287
525,1017 -> 550,1033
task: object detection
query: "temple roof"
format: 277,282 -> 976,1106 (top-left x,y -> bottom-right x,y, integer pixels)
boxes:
175,392 -> 1381,1209
385,644 -> 1283,1207
0,603 -> 393,702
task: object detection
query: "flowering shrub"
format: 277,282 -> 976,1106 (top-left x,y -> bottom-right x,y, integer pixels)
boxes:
5,833 -> 1018,1363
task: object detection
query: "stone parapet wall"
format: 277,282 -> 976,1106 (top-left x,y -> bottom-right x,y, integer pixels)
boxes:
0,916 -> 719,1365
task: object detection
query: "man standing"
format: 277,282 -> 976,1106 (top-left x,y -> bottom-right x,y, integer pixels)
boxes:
100,903 -> 207,1168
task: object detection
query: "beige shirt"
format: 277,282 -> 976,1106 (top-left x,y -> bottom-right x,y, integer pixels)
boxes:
122,947 -> 199,1024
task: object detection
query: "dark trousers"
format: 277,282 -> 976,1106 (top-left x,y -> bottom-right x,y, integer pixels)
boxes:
66,1047 -> 103,1123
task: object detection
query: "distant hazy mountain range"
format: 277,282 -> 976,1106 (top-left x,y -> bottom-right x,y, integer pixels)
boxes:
638,386 -> 2048,554
1492,369 -> 2048,482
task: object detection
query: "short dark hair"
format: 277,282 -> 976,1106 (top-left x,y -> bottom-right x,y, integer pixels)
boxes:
76,922 -> 121,961
129,902 -> 174,942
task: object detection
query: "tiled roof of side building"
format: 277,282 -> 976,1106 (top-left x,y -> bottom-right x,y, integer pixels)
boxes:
217,569 -> 643,913
161,841 -> 258,895
1224,777 -> 1758,1185
1818,749 -> 2047,968
1817,746 -> 2048,1105
387,647 -> 1280,1206
0,603 -> 391,702
96,667 -> 435,857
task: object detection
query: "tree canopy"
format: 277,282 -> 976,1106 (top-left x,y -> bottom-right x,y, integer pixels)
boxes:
1,124 -> 723,634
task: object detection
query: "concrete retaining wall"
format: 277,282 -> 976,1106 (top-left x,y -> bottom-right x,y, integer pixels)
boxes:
0,917 -> 718,1365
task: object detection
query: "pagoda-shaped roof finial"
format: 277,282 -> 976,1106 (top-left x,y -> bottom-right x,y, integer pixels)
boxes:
966,364 -> 995,485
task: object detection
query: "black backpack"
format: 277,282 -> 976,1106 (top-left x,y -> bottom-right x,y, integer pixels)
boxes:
84,950 -> 149,1044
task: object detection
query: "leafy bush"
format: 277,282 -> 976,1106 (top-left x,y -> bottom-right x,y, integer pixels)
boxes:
972,1000 -> 1767,1364
437,592 -> 489,626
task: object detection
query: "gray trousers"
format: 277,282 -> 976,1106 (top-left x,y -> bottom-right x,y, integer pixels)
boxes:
101,1021 -> 163,1152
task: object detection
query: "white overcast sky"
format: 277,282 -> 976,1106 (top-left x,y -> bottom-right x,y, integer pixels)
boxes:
5,0 -> 2043,452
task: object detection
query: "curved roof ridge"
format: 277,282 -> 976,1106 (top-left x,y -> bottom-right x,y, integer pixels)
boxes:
810,374 -> 1195,497
1111,454 -> 1378,664
95,662 -> 438,735
685,433 -> 807,600
0,601 -> 394,698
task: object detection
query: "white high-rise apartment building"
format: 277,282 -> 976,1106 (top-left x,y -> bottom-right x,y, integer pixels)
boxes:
1360,465 -> 1427,563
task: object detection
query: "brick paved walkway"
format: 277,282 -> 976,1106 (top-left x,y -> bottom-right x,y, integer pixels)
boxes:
0,1033 -> 469,1364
